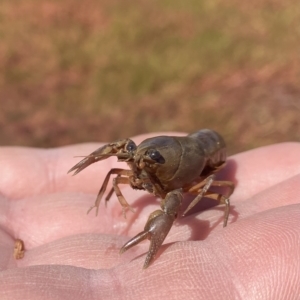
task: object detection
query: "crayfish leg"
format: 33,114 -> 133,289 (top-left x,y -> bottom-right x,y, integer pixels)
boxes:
184,177 -> 234,227
111,176 -> 135,218
183,174 -> 216,216
204,192 -> 230,227
87,169 -> 134,216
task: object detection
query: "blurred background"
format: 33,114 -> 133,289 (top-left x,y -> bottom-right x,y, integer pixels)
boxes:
0,0 -> 299,154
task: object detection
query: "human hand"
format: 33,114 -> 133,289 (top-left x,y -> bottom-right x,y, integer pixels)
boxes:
0,133 -> 300,299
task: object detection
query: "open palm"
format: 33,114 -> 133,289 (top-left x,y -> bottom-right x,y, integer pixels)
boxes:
0,133 -> 300,300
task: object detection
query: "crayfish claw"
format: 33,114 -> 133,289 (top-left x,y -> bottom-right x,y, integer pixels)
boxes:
68,139 -> 136,175
120,189 -> 183,268
120,231 -> 149,255
67,145 -> 112,175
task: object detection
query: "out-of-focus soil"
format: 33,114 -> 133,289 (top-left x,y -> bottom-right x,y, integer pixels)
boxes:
0,0 -> 299,154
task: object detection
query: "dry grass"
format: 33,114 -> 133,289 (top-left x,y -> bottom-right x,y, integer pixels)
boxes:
0,0 -> 299,153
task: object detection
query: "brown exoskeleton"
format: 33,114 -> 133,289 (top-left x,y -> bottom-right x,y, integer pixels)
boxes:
68,129 -> 234,268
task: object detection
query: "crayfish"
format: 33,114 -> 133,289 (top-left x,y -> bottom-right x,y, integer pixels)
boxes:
68,129 -> 234,268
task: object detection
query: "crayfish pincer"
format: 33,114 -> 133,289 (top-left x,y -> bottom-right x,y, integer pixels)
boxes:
68,129 -> 234,268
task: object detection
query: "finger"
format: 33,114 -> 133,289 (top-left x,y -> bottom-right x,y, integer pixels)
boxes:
1,193 -> 122,247
220,142 -> 300,201
8,233 -> 134,270
0,132 -> 179,200
0,144 -> 115,200
0,265 -> 94,300
1,205 -> 299,299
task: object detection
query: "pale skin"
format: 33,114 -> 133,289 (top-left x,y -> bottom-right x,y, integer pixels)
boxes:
0,133 -> 300,300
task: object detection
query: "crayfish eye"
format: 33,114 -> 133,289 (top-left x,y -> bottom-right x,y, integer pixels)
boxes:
146,149 -> 165,164
126,141 -> 137,153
